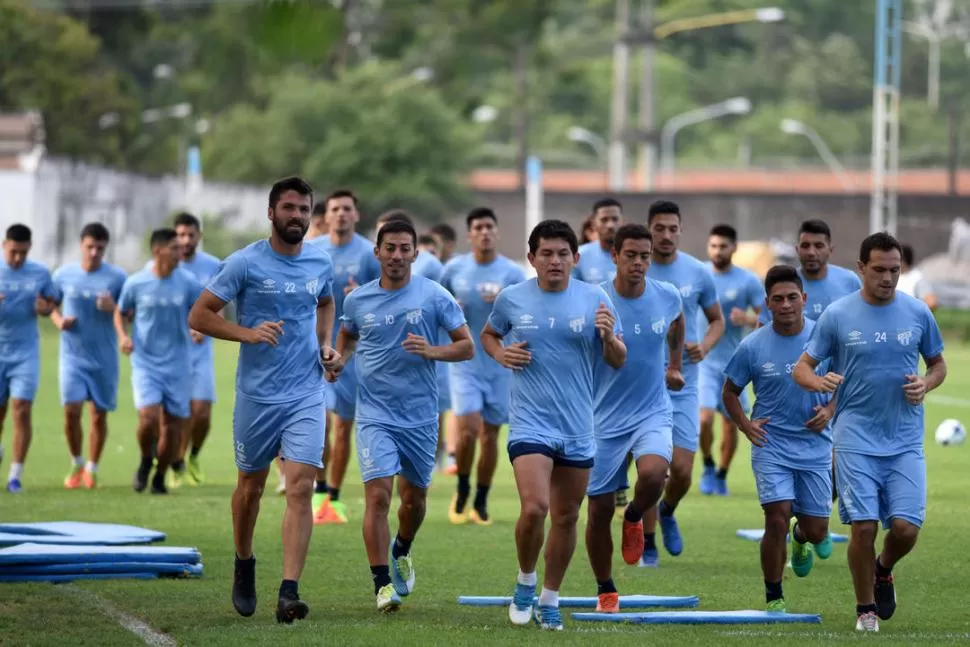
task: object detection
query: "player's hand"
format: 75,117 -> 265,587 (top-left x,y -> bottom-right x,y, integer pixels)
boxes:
190,329 -> 205,344
95,292 -> 116,312
498,341 -> 531,369
815,372 -> 844,393
321,345 -> 342,371
595,303 -> 616,342
120,335 -> 134,355
34,296 -> 55,316
245,320 -> 283,346
343,275 -> 359,296
58,316 -> 78,332
729,307 -> 749,327
804,404 -> 833,433
402,333 -> 432,358
903,374 -> 927,405
665,367 -> 685,391
742,417 -> 770,447
685,342 -> 706,363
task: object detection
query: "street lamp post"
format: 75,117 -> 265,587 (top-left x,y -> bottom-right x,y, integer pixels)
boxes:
568,126 -> 608,161
659,97 -> 751,181
780,119 -> 853,192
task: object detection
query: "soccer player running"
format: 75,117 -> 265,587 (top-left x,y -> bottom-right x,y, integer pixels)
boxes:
307,189 -> 380,525
51,223 -> 127,489
166,212 -> 222,488
116,229 -> 202,495
328,218 -> 473,612
793,232 -> 946,633
441,207 -> 526,526
482,219 -> 626,631
585,224 -> 684,613
643,201 -> 723,567
573,198 -> 622,283
430,223 -> 458,264
722,265 -> 835,614
0,224 -> 56,492
698,224 -> 764,497
758,219 -> 861,325
897,244 -> 937,311
189,177 -> 337,623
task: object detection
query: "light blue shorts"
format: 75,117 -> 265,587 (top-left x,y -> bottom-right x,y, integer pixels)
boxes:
670,391 -> 700,452
132,367 -> 190,419
698,363 -> 749,415
60,364 -> 118,412
752,458 -> 833,518
233,390 -> 326,473
507,432 -> 595,469
0,357 -> 39,403
356,421 -> 439,489
437,362 -> 451,413
836,450 -> 926,529
449,365 -> 510,426
587,414 -> 673,497
326,356 -> 358,421
190,358 -> 216,403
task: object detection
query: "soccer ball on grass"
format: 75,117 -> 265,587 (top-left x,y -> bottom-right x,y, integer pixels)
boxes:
934,419 -> 967,446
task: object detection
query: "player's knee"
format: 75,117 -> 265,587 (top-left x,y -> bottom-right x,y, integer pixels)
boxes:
800,518 -> 829,544
285,476 -> 314,504
763,509 -> 789,537
669,460 -> 692,485
11,399 -> 31,418
551,506 -> 581,529
587,498 -> 614,526
519,499 -> 549,524
235,478 -> 264,506
889,518 -> 920,544
850,521 -> 878,544
366,486 -> 392,515
138,410 -> 160,430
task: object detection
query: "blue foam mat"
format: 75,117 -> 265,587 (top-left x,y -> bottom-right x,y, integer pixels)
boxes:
0,562 -> 203,576
736,529 -> 848,543
0,522 -> 165,547
0,572 -> 160,583
572,610 -> 822,625
458,594 -> 699,609
0,543 -> 201,566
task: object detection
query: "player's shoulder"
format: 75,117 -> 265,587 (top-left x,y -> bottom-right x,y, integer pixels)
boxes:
124,267 -> 153,285
648,277 -> 681,300
894,290 -> 933,316
496,276 -> 535,301
102,262 -> 128,281
830,263 -> 862,283
572,277 -> 612,303
578,241 -> 599,255
197,250 -> 222,266
677,250 -> 706,269
738,265 -> 762,283
300,240 -> 332,263
52,262 -> 79,280
23,259 -> 52,277
442,252 -> 469,272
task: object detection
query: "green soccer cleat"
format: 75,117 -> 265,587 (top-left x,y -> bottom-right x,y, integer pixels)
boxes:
766,598 -> 787,613
814,532 -> 833,560
789,519 -> 814,578
376,583 -> 401,613
187,455 -> 204,486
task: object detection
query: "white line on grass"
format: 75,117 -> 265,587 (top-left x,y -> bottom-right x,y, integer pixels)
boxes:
718,629 -> 970,640
59,584 -> 176,647
928,394 -> 970,408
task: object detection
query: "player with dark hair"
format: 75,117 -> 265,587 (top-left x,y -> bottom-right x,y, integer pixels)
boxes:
585,223 -> 684,613
307,202 -> 328,240
723,264 -> 834,613
307,188 -> 380,525
574,198 -> 622,284
430,223 -> 458,263
482,219 -> 625,630
0,224 -> 56,492
329,217 -> 473,612
189,176 -> 337,623
793,232 -> 946,632
641,200 -> 724,567
897,244 -> 937,311
442,207 -> 526,526
51,223 -> 127,489
698,223 -> 764,496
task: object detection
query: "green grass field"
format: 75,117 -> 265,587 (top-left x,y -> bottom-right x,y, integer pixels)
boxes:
2,322 -> 970,646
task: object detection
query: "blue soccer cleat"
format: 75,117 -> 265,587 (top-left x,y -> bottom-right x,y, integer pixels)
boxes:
389,547 -> 415,597
533,603 -> 563,631
640,546 -> 659,568
659,513 -> 683,556
814,532 -> 833,560
6,479 -> 22,494
714,476 -> 729,496
508,582 -> 535,626
699,465 -> 716,495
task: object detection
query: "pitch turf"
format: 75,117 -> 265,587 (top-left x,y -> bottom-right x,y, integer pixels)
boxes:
2,322 -> 969,645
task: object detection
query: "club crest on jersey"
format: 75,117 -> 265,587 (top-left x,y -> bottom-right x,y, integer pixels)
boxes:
897,329 -> 913,346
652,317 -> 665,334
679,285 -> 693,298
306,279 -> 318,295
725,289 -> 738,300
569,317 -> 585,333
406,309 -> 423,324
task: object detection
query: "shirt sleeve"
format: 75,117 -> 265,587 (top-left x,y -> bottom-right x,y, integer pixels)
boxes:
317,259 -> 334,300
206,253 -> 247,303
436,288 -> 467,332
919,304 -> 945,359
805,308 -> 836,362
112,270 -> 127,300
40,269 -> 56,300
723,342 -> 752,390
118,278 -> 136,314
340,292 -> 359,335
50,268 -> 64,304
698,269 -> 719,310
486,291 -> 512,336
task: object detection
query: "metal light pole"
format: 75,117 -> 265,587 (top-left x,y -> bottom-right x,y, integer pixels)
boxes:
568,126 -> 608,161
870,0 -> 903,235
608,0 -> 631,191
660,97 -> 751,181
780,119 -> 853,192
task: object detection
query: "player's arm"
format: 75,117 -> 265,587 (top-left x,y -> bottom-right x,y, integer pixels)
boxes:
113,298 -> 135,354
316,295 -> 335,349
920,354 -> 947,394
667,313 -> 685,372
792,353 -> 843,393
334,326 -> 359,367
698,302 -> 725,357
722,379 -> 763,444
423,325 -> 474,362
188,290 -> 281,345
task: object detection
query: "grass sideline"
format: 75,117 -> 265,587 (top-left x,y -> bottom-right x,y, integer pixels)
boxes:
1,322 -> 969,646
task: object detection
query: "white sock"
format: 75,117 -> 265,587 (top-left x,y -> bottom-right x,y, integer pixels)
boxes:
538,587 -> 559,608
85,461 -> 98,474
8,462 -> 23,482
72,456 -> 84,468
517,570 -> 537,587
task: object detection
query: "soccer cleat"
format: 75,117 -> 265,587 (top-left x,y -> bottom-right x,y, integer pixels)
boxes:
390,549 -> 415,597
639,546 -> 659,568
187,455 -> 204,485
856,610 -> 879,632
533,604 -> 563,631
448,494 -> 468,525
596,592 -> 619,613
814,532 -> 833,560
469,507 -> 492,526
150,481 -> 169,495
621,517 -> 645,565
232,557 -> 257,617
699,465 -> 716,495
132,465 -> 150,493
6,479 -> 22,494
874,563 -> 897,620
376,583 -> 401,613
789,519 -> 814,577
275,596 -> 309,624
165,468 -> 183,490
714,476 -> 729,496
64,468 -> 84,490
508,582 -> 535,625
658,513 -> 683,556
766,598 -> 787,613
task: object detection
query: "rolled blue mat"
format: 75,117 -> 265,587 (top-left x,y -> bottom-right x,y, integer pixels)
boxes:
0,562 -> 204,576
0,572 -> 160,583
0,543 -> 201,566
736,529 -> 847,543
572,610 -> 822,625
457,594 -> 700,609
0,522 -> 165,546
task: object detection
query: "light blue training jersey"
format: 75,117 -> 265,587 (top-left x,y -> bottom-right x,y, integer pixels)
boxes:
701,263 -> 764,372
52,262 -> 127,373
0,259 -> 55,363
307,233 -> 380,344
758,264 -> 861,325
574,241 -> 616,284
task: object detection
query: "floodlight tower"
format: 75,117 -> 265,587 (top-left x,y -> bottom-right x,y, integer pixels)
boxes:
870,0 -> 903,235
